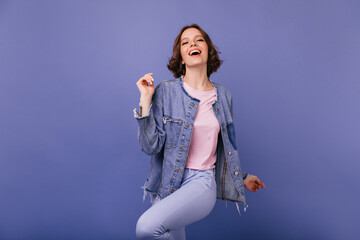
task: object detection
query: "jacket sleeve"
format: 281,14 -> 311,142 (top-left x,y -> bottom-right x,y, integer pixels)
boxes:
229,93 -> 248,180
133,84 -> 166,155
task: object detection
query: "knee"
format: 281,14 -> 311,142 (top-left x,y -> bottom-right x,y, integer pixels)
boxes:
136,215 -> 156,240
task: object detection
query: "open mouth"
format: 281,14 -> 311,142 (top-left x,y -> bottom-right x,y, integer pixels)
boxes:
189,49 -> 201,56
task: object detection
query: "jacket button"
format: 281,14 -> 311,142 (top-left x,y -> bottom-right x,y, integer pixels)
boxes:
223,127 -> 226,133
216,108 -> 219,112
234,171 -> 239,176
186,124 -> 191,127
181,147 -> 187,150
228,151 -> 232,156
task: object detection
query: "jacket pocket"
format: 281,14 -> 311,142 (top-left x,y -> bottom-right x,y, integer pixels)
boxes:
163,115 -> 183,148
226,122 -> 237,150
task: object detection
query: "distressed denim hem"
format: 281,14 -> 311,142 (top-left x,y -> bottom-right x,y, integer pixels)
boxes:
223,199 -> 248,216
141,185 -> 160,203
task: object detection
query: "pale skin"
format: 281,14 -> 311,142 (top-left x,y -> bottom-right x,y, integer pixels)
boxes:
136,27 -> 265,192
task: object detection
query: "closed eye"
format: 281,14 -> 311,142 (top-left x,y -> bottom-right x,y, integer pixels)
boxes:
182,42 -> 188,45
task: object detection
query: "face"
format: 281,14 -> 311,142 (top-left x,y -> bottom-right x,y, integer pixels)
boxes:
180,28 -> 208,68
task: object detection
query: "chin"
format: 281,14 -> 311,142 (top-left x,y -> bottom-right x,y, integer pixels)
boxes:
186,61 -> 207,68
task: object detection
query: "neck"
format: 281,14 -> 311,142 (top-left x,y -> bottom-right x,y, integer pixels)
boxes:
183,66 -> 212,91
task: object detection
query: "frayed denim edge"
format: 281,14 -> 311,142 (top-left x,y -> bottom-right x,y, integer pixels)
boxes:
224,201 -> 249,216
141,185 -> 159,203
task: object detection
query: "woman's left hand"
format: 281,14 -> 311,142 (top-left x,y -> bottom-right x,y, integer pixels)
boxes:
244,175 -> 265,192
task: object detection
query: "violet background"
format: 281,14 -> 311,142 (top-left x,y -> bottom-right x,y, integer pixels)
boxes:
0,0 -> 359,239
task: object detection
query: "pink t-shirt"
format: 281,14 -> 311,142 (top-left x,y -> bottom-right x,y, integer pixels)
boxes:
183,81 -> 220,170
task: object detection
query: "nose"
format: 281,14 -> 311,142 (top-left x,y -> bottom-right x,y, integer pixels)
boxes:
190,41 -> 197,47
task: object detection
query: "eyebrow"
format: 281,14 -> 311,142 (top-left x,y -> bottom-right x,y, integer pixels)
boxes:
181,35 -> 204,42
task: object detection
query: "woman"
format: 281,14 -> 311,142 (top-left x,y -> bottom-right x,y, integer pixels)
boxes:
134,24 -> 265,239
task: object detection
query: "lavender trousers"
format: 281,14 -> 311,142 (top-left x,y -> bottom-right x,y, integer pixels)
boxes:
136,168 -> 217,240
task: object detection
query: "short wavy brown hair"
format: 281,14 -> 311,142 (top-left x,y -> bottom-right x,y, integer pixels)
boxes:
167,24 -> 223,78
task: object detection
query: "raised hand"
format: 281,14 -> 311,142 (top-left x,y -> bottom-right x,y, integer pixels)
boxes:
136,73 -> 155,99
136,73 -> 155,117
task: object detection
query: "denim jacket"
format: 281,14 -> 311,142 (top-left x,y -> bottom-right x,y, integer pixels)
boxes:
133,77 -> 248,210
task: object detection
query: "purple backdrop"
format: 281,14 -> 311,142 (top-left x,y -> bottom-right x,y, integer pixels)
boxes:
1,0 -> 359,239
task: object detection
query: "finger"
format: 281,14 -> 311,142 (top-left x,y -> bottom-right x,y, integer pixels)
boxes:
144,75 -> 154,85
255,177 -> 263,185
145,73 -> 154,80
143,76 -> 151,85
139,78 -> 152,86
138,75 -> 150,83
141,76 -> 153,86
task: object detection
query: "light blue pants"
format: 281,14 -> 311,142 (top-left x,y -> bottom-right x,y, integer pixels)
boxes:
136,168 -> 217,240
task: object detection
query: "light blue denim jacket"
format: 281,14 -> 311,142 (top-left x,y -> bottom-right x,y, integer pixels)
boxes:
133,77 -> 248,210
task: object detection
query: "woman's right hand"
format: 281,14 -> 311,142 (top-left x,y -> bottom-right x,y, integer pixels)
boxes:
136,73 -> 155,100
136,73 -> 155,116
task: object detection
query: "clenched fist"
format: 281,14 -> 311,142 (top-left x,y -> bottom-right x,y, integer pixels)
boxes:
244,175 -> 265,192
